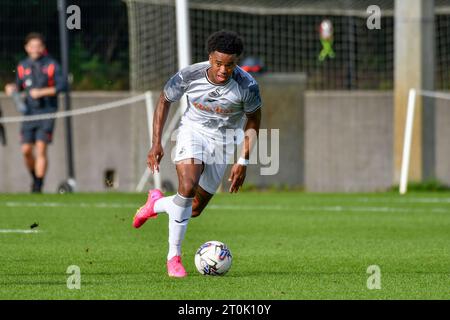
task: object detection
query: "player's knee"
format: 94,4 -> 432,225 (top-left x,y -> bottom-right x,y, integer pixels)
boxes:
178,179 -> 198,198
21,145 -> 33,158
35,143 -> 47,158
191,208 -> 203,218
35,150 -> 46,159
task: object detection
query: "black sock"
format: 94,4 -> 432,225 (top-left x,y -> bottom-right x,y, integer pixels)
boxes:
30,170 -> 37,181
34,177 -> 44,193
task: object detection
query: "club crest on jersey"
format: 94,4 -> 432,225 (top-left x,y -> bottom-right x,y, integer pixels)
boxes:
208,88 -> 222,98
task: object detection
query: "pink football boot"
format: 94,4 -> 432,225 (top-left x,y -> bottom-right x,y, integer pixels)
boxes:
133,189 -> 164,228
167,256 -> 187,278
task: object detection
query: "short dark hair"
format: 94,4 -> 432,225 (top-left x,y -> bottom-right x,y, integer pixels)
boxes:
207,30 -> 244,56
24,32 -> 46,46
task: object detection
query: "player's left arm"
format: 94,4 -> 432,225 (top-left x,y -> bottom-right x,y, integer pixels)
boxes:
228,108 -> 261,193
29,87 -> 57,99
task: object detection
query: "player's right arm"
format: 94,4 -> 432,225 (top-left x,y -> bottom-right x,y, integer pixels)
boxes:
147,92 -> 171,173
4,64 -> 22,96
4,64 -> 28,114
147,69 -> 187,173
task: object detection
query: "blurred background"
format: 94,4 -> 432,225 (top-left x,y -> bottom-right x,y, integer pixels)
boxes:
0,0 -> 449,193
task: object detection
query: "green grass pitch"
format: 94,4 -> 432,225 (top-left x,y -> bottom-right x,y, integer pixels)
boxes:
0,191 -> 449,299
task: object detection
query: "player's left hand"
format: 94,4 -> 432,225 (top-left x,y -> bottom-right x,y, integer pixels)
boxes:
29,89 -> 42,99
228,163 -> 246,193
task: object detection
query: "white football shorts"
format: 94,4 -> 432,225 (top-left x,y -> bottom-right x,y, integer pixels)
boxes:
172,125 -> 235,194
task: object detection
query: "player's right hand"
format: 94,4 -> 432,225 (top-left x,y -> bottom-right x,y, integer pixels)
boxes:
4,83 -> 17,96
147,143 -> 164,174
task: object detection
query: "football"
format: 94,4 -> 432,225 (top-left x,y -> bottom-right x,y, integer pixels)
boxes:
194,241 -> 232,276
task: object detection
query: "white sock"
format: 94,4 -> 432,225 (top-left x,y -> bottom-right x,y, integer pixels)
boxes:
154,195 -> 175,214
157,193 -> 193,260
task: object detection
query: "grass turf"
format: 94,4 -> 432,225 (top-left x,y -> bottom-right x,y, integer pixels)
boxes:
0,191 -> 449,299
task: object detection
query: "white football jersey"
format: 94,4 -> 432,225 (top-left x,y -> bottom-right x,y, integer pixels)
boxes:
163,61 -> 262,141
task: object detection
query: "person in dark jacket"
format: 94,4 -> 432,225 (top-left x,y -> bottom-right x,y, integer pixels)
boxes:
4,32 -> 66,193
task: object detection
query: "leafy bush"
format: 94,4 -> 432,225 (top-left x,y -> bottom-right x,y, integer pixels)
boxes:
69,37 -> 128,90
391,179 -> 450,192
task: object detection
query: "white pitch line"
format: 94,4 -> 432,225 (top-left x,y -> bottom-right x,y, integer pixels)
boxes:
208,205 -> 449,213
0,201 -> 448,213
355,197 -> 450,204
2,201 -> 136,208
0,229 -> 41,234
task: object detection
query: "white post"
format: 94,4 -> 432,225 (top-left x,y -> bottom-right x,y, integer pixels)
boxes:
136,92 -> 183,192
175,0 -> 191,115
175,0 -> 191,71
136,1 -> 190,192
147,91 -> 162,190
136,91 -> 161,192
145,91 -> 154,148
399,89 -> 417,195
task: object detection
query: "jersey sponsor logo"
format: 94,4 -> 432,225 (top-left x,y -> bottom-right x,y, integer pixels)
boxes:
193,101 -> 233,115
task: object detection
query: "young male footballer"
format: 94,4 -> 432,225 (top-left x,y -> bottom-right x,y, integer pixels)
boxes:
133,30 -> 262,277
4,33 -> 66,193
